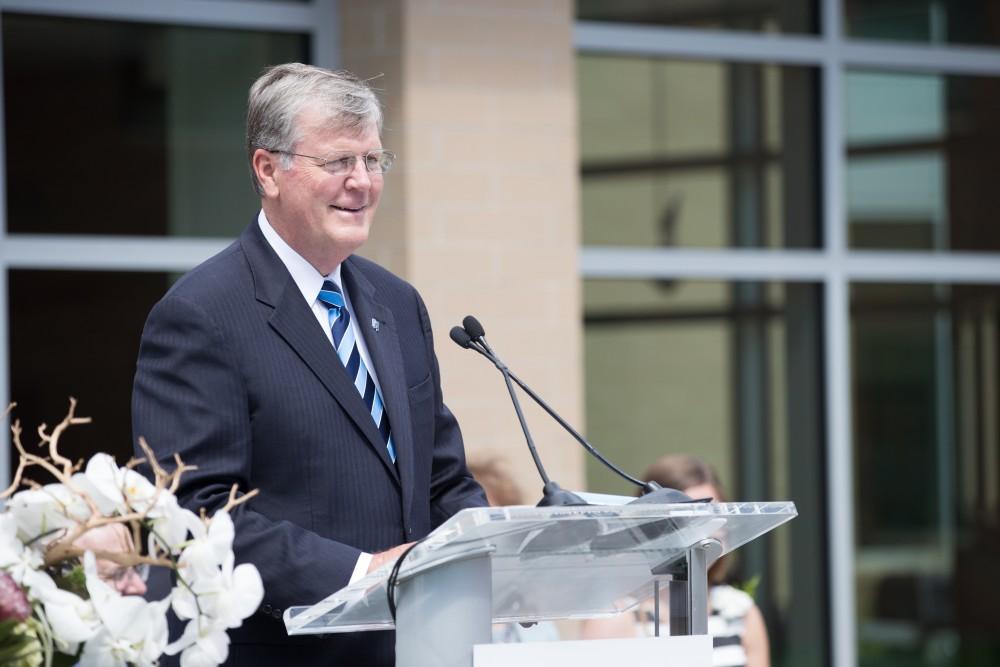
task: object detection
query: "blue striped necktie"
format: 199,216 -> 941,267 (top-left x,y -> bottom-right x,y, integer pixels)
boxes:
317,281 -> 396,464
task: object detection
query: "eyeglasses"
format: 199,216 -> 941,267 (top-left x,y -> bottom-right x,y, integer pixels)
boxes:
106,562 -> 150,584
267,148 -> 396,175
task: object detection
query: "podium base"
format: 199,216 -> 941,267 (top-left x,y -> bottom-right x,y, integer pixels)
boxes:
395,550 -> 493,667
474,635 -> 713,667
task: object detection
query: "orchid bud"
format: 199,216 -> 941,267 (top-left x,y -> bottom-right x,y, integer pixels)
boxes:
0,571 -> 31,622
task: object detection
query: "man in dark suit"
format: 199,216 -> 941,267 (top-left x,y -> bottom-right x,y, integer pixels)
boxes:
132,63 -> 487,666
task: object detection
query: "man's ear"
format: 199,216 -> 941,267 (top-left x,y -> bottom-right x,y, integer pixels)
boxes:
252,148 -> 281,198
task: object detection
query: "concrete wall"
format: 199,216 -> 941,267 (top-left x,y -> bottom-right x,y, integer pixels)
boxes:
341,0 -> 585,499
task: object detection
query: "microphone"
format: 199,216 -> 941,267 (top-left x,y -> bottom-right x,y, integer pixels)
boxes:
457,316 -> 694,505
451,322 -> 587,507
449,326 -> 473,349
462,315 -> 486,342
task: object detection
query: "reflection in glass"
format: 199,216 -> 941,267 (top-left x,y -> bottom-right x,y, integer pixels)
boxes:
8,270 -> 172,472
3,13 -> 309,237
584,278 -> 826,666
853,283 -> 1000,665
579,57 -> 820,249
844,0 -> 1000,47
846,70 -> 1000,252
577,0 -> 817,35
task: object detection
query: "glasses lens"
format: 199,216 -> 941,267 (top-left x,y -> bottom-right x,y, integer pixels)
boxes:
366,151 -> 395,174
326,155 -> 356,175
110,563 -> 150,582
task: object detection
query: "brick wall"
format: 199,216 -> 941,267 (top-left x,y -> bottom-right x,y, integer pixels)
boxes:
341,0 -> 585,498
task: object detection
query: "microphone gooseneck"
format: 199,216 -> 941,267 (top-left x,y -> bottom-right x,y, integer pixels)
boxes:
452,316 -> 585,506
453,315 -> 694,505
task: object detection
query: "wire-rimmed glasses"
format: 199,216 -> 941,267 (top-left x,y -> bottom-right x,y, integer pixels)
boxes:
267,148 -> 396,175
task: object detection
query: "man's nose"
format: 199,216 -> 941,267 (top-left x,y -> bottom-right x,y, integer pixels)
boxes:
117,570 -> 148,597
345,158 -> 372,189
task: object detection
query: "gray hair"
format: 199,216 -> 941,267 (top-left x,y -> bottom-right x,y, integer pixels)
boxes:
246,63 -> 383,195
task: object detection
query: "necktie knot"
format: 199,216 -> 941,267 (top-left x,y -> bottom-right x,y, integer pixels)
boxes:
318,280 -> 345,313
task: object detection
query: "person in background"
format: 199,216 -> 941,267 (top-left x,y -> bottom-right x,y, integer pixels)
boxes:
467,455 -> 561,644
467,456 -> 523,508
580,455 -> 770,667
73,523 -> 147,596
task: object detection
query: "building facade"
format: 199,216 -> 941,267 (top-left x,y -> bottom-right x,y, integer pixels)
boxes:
1,1 -> 999,665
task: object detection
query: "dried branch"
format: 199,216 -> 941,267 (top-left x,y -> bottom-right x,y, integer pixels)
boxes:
1,417 -> 83,500
221,484 -> 259,514
49,545 -> 175,570
37,397 -> 92,475
5,399 -> 259,572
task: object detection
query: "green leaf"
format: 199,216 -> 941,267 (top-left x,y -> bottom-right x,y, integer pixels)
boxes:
52,563 -> 89,600
0,618 -> 43,667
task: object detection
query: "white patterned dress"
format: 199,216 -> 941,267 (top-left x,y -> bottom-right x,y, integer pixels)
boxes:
636,584 -> 754,667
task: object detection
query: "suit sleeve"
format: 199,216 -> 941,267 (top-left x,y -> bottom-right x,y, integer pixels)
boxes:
414,292 -> 488,527
132,293 -> 362,611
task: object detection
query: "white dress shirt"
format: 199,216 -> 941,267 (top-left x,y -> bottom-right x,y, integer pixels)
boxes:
257,211 -> 375,582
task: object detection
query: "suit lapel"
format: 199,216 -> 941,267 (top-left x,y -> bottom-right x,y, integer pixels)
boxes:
343,258 -> 414,522
240,223 -> 400,484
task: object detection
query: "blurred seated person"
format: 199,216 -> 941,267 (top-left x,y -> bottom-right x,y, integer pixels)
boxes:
467,455 -> 523,508
73,523 -> 148,596
467,455 -> 560,644
580,455 -> 769,667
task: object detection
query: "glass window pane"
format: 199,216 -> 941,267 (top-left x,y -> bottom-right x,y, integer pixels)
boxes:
584,278 -> 827,666
577,0 -> 817,35
2,13 -> 309,237
579,57 -> 820,249
8,270 -> 172,471
846,70 -> 1000,252
844,0 -> 1000,47
853,282 -> 1000,665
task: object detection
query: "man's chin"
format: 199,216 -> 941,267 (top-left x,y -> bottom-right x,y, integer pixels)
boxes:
330,226 -> 371,255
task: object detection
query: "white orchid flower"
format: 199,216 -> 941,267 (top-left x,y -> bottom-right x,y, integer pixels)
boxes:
7,484 -> 90,546
213,552 -> 263,628
0,511 -> 26,565
1,445 -> 259,667
0,513 -> 50,591
70,470 -> 121,516
167,546 -> 262,667
78,551 -> 170,667
177,510 -> 235,581
165,616 -> 231,667
84,453 -> 167,516
40,586 -> 101,647
172,549 -> 262,628
147,499 -> 196,555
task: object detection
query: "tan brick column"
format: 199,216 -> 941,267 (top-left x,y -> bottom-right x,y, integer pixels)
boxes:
341,0 -> 584,498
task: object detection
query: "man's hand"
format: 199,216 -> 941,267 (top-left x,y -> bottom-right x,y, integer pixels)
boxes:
367,542 -> 415,573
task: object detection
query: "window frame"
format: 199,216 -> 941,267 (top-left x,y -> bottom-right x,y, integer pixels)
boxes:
575,1 -> 1000,666
0,0 -> 337,484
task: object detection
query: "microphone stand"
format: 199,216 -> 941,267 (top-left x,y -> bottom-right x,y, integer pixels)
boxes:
450,326 -> 586,507
455,317 -> 697,505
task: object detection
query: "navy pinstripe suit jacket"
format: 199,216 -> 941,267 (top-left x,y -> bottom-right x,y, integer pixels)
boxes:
132,221 -> 487,665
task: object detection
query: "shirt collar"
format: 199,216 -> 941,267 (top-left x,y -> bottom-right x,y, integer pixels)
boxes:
257,210 -> 342,305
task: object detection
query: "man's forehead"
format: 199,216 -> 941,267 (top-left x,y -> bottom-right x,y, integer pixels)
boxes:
294,106 -> 378,139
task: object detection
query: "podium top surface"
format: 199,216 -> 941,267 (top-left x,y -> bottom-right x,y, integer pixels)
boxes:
284,500 -> 796,635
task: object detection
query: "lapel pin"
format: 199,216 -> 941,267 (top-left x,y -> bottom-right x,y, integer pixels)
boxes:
371,318 -> 380,332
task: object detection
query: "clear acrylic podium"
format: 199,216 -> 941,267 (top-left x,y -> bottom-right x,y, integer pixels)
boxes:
284,501 -> 796,667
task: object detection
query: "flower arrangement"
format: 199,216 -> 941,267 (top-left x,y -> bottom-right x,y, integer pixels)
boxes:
0,399 -> 264,666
